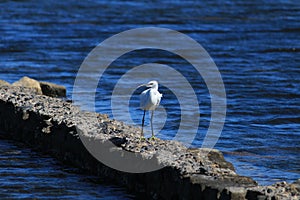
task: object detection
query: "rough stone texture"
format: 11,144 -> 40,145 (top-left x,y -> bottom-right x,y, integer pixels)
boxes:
0,80 -> 10,87
246,181 -> 300,200
0,86 -> 299,200
39,81 -> 66,97
8,76 -> 66,97
12,76 -> 42,94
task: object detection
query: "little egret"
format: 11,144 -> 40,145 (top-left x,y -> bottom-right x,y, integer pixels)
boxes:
137,80 -> 162,139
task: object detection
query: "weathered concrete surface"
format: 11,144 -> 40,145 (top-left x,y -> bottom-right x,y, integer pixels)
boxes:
246,180 -> 300,200
0,86 -> 299,200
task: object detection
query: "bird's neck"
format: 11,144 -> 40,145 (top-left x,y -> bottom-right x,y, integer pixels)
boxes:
151,85 -> 158,91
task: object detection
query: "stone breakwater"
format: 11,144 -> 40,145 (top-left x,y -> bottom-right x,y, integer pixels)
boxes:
0,76 -> 66,97
0,85 -> 299,200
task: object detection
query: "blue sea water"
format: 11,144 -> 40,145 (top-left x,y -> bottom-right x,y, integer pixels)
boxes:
0,0 -> 299,196
0,138 -> 134,199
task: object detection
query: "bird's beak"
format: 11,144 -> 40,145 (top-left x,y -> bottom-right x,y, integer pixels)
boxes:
136,83 -> 148,89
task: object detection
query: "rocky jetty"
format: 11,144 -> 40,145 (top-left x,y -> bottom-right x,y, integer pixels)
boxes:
0,80 -> 10,87
0,83 -> 299,200
3,76 -> 66,97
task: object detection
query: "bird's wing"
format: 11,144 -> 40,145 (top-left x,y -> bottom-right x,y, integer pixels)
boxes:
155,92 -> 162,106
140,89 -> 150,109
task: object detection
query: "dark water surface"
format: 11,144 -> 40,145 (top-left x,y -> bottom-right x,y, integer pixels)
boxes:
1,0 -> 299,193
0,138 -> 134,199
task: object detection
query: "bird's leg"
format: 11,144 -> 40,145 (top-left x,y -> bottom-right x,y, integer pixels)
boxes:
141,110 -> 146,139
149,110 -> 156,140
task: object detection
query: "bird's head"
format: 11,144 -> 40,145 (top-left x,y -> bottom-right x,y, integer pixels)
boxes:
137,80 -> 159,89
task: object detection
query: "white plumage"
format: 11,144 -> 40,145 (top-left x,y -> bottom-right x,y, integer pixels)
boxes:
137,80 -> 162,138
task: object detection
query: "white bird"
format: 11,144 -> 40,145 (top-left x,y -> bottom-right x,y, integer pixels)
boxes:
137,80 -> 162,139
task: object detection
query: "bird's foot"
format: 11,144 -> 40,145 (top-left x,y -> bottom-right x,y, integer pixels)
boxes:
140,136 -> 146,141
148,135 -> 157,141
